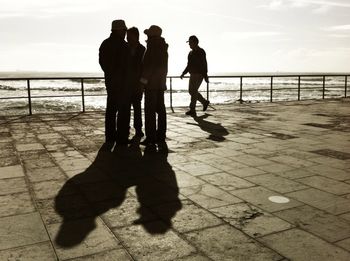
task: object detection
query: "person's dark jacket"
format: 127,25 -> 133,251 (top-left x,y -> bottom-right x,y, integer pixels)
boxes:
182,47 -> 207,77
141,36 -> 168,90
128,43 -> 146,92
99,33 -> 129,98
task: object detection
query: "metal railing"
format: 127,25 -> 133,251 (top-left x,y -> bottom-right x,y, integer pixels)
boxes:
0,73 -> 348,115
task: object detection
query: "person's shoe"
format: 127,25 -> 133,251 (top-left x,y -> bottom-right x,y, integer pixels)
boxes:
140,138 -> 154,146
144,143 -> 157,153
157,140 -> 168,153
185,110 -> 196,116
203,100 -> 210,111
101,141 -> 115,152
135,131 -> 144,138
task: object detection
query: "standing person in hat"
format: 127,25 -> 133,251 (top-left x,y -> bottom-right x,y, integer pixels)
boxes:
180,35 -> 210,116
99,19 -> 130,146
126,27 -> 146,140
139,25 -> 168,149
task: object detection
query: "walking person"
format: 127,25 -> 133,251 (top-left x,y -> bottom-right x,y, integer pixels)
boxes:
139,25 -> 168,149
180,35 -> 210,116
126,27 -> 146,139
99,19 -> 130,146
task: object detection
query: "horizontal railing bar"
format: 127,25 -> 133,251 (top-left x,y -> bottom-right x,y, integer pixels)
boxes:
0,87 -> 344,99
0,96 -> 29,100
0,77 -> 104,81
1,74 -> 350,81
0,94 -> 108,100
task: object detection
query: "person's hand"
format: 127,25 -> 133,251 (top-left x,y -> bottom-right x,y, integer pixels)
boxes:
204,75 -> 209,83
180,74 -> 184,80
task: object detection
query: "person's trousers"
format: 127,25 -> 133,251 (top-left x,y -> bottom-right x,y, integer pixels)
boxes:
131,91 -> 143,133
144,89 -> 166,143
105,95 -> 130,144
189,73 -> 207,111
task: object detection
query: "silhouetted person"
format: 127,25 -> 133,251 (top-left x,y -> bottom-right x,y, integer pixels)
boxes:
127,27 -> 146,139
180,35 -> 210,116
140,25 -> 168,149
99,19 -> 130,145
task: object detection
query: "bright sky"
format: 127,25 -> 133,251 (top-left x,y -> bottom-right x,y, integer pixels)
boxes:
1,0 -> 349,74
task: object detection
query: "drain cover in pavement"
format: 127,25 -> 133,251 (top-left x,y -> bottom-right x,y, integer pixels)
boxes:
268,196 -> 290,204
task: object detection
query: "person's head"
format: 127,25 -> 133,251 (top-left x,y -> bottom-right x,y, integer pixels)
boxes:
187,35 -> 199,50
111,19 -> 127,38
144,25 -> 162,39
127,27 -> 140,45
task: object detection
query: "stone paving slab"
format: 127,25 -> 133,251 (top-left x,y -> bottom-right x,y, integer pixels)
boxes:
275,205 -> 350,242
0,98 -> 349,260
259,228 -> 350,261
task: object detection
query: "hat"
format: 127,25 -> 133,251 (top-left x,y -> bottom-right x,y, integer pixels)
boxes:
187,35 -> 199,43
144,25 -> 162,37
111,20 -> 127,31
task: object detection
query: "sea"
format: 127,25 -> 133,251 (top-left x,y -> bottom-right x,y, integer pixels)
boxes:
0,71 -> 348,116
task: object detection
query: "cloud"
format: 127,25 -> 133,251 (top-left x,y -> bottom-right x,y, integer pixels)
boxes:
323,24 -> 350,31
261,0 -> 350,12
324,26 -> 350,38
221,31 -> 283,41
266,0 -> 284,9
0,0 -> 124,18
328,34 -> 350,38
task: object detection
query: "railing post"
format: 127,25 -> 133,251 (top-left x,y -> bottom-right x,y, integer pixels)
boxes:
81,78 -> 85,112
170,77 -> 174,113
270,76 -> 273,102
239,76 -> 243,103
322,76 -> 325,99
298,76 -> 301,101
345,75 -> 347,98
27,79 -> 32,115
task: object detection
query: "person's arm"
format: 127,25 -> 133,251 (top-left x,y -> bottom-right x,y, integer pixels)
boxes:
140,46 -> 155,85
201,49 -> 209,83
180,53 -> 190,79
99,41 -> 109,73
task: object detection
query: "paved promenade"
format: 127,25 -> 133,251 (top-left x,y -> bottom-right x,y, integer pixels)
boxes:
0,98 -> 350,260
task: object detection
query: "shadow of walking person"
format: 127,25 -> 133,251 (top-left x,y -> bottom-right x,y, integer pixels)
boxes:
134,145 -> 182,234
54,142 -> 182,247
189,113 -> 229,142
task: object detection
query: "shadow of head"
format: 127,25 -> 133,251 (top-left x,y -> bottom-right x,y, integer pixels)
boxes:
53,145 -> 135,247
55,218 -> 96,247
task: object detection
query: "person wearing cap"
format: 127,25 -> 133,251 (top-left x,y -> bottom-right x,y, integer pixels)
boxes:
126,27 -> 146,140
99,19 -> 130,146
139,25 -> 168,149
180,35 -> 210,116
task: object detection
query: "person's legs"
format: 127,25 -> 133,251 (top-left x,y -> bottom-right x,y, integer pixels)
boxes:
188,73 -> 204,112
116,102 -> 131,145
156,90 -> 166,142
105,95 -> 117,142
144,89 -> 157,144
132,91 -> 143,136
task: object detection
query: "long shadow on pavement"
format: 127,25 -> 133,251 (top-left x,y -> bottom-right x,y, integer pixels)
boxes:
54,143 -> 182,247
189,113 -> 229,142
